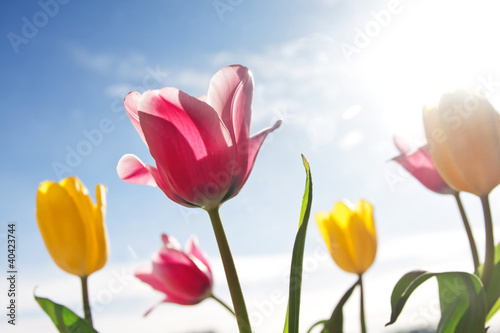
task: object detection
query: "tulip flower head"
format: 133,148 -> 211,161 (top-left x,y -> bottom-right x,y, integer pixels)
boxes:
392,135 -> 456,195
36,177 -> 108,277
316,200 -> 377,275
117,65 -> 281,210
423,89 -> 500,196
135,234 -> 213,315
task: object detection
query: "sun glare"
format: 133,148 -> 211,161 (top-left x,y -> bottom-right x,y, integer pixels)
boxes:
357,0 -> 500,139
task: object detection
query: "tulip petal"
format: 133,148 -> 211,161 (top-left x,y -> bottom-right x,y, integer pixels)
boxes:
329,202 -> 359,273
92,184 -> 108,273
153,248 -> 212,302
353,201 -> 377,272
135,264 -> 202,309
423,105 -> 474,193
206,65 -> 253,146
393,146 -> 456,194
117,154 -> 157,187
438,90 -> 500,195
124,91 -> 147,144
59,177 -> 94,229
139,111 -> 234,208
59,177 -> 106,275
117,154 -> 196,208
138,88 -> 236,204
135,265 -> 171,295
317,205 -> 359,274
349,213 -> 376,273
138,87 -> 232,156
161,233 -> 182,251
355,200 -> 376,237
142,295 -> 198,317
36,182 -> 87,276
223,120 -> 282,201
185,236 -> 212,275
393,135 -> 412,155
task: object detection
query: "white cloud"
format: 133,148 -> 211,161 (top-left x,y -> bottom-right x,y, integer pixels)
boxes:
14,226 -> 500,333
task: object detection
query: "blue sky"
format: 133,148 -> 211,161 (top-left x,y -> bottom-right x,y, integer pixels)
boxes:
2,0 -> 500,332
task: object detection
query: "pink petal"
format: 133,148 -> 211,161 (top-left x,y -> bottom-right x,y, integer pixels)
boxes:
135,265 -> 170,295
117,154 -> 197,208
124,91 -> 147,144
224,120 -> 282,201
206,65 -> 253,146
117,154 -> 157,186
393,135 -> 412,155
143,294 -> 200,316
138,109 -> 235,208
153,248 -> 212,302
138,88 -> 232,157
393,146 -> 456,194
185,236 -> 212,275
135,267 -> 200,317
161,233 -> 182,251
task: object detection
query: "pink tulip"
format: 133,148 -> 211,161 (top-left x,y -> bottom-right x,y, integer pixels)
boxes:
392,136 -> 456,195
117,65 -> 281,209
135,234 -> 213,315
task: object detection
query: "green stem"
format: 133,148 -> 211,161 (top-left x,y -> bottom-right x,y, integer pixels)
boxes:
211,295 -> 236,316
454,192 -> 480,272
480,195 -> 495,290
207,208 -> 251,333
358,274 -> 367,333
81,276 -> 93,326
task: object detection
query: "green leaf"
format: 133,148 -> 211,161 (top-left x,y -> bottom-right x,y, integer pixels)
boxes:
487,298 -> 500,322
306,320 -> 328,333
35,295 -> 98,333
283,155 -> 313,333
485,242 -> 500,321
386,271 -> 486,333
320,279 -> 358,333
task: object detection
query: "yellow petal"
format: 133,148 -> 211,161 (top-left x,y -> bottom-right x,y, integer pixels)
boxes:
355,200 -> 376,237
60,177 -> 94,226
329,202 -> 360,273
89,184 -> 108,274
331,201 -> 353,228
350,202 -> 377,273
36,181 -> 87,276
328,214 -> 358,273
316,200 -> 378,275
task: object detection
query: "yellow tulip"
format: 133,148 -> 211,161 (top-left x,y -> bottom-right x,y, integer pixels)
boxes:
423,89 -> 500,196
316,200 -> 377,274
36,177 -> 108,277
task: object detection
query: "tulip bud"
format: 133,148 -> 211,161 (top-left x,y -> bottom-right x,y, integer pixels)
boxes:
117,65 -> 281,210
423,89 -> 500,196
36,177 -> 108,277
316,200 -> 377,274
135,234 -> 213,315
